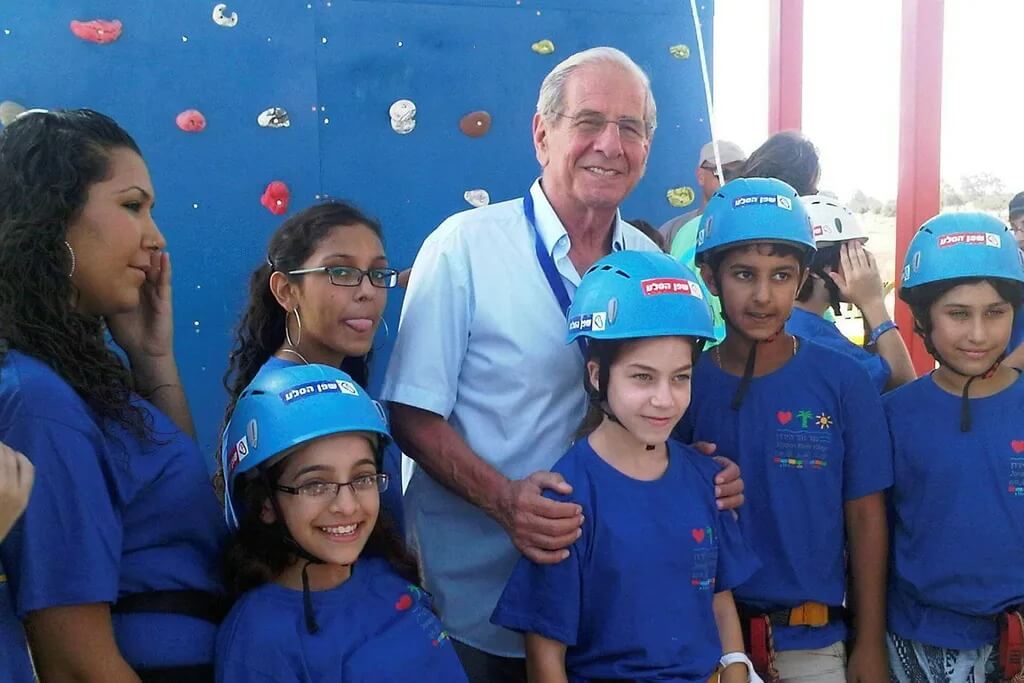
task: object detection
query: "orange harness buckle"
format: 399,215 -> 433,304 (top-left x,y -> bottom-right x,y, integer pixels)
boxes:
788,601 -> 831,627
1000,610 -> 1024,683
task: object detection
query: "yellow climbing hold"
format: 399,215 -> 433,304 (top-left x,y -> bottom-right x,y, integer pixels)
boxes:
669,44 -> 691,59
532,39 -> 555,55
666,186 -> 696,208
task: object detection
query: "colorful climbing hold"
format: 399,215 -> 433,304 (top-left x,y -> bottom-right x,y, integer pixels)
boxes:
389,99 -> 416,135
69,19 -> 123,44
175,109 -> 206,133
669,44 -> 691,59
666,186 -> 696,208
0,101 -> 27,126
211,4 -> 238,28
257,107 -> 290,128
531,39 -> 555,55
464,189 -> 490,208
459,111 -> 491,138
261,181 -> 290,215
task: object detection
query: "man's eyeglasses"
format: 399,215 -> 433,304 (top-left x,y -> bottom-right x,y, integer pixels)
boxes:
287,265 -> 399,288
275,473 -> 390,499
553,112 -> 650,143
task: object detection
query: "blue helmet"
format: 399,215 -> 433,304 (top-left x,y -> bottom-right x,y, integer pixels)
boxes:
567,250 -> 715,344
695,177 -> 816,263
221,364 -> 390,530
900,213 -> 1024,296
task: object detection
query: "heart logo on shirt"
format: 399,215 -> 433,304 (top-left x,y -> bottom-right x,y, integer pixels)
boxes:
1011,440 -> 1024,454
395,594 -> 413,611
692,528 -> 705,544
777,411 -> 793,425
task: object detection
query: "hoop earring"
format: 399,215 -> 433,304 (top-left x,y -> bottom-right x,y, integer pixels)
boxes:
64,241 -> 76,278
285,308 -> 303,348
372,317 -> 390,352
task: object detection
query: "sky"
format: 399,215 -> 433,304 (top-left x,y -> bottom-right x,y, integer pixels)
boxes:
711,0 -> 1024,203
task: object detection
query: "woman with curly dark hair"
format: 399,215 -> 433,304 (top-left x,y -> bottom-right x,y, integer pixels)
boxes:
0,110 -> 226,682
220,200 -> 404,529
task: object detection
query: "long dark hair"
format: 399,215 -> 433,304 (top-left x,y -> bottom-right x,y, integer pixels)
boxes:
0,109 -> 149,437
223,457 -> 420,598
222,201 -> 383,425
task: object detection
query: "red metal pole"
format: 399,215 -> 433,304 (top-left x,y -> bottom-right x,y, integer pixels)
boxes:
768,0 -> 804,133
895,0 -> 944,374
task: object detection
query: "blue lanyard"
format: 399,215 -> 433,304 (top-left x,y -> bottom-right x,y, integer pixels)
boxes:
524,191 -> 587,357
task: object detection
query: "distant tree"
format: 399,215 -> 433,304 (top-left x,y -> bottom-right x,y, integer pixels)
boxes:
881,199 -> 897,217
941,180 -> 965,209
848,189 -> 883,214
960,173 -> 1006,203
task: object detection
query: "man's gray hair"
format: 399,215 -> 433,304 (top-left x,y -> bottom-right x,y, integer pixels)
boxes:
536,46 -> 657,135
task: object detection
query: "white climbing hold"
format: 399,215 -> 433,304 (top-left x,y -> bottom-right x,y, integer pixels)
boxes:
389,99 -> 416,135
464,189 -> 490,208
212,4 -> 238,28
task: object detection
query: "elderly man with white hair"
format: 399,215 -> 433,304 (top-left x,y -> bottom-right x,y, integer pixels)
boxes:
382,47 -> 744,682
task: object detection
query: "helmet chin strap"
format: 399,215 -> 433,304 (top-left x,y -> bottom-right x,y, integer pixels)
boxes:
720,310 -> 785,411
260,471 -> 330,635
921,334 -> 1002,433
589,394 -> 657,451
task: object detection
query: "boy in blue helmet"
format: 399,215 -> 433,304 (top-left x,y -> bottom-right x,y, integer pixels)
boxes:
676,177 -> 893,682
885,213 -> 1024,683
492,251 -> 761,682
216,364 -> 467,682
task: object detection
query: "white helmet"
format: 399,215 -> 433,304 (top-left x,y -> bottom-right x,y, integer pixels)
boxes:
801,194 -> 867,245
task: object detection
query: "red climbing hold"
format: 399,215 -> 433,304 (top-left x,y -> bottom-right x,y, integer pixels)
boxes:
175,110 -> 206,133
70,19 -> 123,44
261,181 -> 290,215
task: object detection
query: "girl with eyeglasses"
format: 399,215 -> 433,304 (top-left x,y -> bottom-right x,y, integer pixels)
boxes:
217,363 -> 467,681
221,201 -> 404,530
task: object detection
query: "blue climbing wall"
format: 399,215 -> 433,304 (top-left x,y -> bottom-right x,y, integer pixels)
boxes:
0,1 -> 714,455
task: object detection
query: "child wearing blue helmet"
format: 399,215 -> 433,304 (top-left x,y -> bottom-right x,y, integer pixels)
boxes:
676,177 -> 893,682
216,364 -> 467,682
491,251 -> 761,682
885,213 -> 1024,683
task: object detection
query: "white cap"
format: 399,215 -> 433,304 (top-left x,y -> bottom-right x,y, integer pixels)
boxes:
699,140 -> 746,166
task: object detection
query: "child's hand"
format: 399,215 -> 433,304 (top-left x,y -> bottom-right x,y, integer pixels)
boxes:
846,639 -> 889,683
0,442 -> 34,540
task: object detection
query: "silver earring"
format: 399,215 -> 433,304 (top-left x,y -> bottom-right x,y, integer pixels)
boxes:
285,308 -> 303,348
64,241 -> 75,278
372,317 -> 390,351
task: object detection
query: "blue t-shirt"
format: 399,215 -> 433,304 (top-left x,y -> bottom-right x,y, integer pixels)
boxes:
216,555 -> 467,682
884,373 -> 1024,650
0,350 -> 227,669
0,576 -> 33,682
255,357 -> 404,535
490,439 -> 759,682
676,341 -> 893,651
786,307 -> 891,392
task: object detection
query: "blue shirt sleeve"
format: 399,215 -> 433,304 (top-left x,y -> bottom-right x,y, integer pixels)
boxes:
0,414 -> 122,616
490,490 -> 584,646
380,221 -> 472,418
839,360 -> 894,500
714,508 -> 760,593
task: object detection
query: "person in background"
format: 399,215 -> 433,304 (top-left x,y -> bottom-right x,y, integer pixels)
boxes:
626,217 -> 666,250
789,194 -> 916,391
1002,191 -> 1024,369
740,131 -> 821,197
659,139 -> 747,250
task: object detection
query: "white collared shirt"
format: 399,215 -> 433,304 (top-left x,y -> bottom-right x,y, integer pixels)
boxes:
381,179 -> 658,656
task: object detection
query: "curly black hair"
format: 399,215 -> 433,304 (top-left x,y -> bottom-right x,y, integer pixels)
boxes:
0,109 -> 149,437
